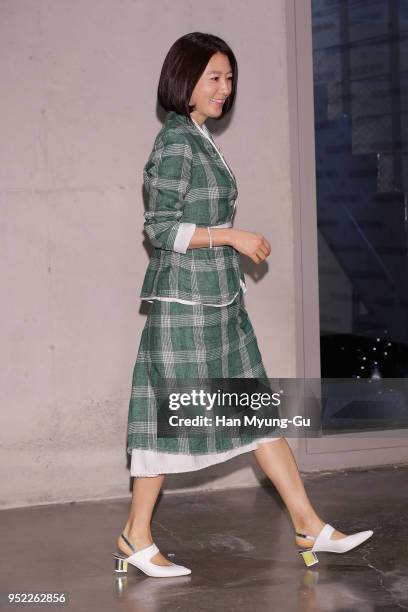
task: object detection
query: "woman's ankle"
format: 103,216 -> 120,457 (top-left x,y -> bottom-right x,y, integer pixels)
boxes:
294,515 -> 325,535
117,530 -> 153,555
122,523 -> 152,542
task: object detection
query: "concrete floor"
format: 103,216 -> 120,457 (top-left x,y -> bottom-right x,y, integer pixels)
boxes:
1,465 -> 407,612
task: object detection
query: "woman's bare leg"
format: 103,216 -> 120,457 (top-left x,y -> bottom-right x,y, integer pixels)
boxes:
117,475 -> 173,566
253,438 -> 347,548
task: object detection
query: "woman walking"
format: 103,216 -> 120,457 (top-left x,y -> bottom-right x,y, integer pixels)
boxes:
113,32 -> 373,577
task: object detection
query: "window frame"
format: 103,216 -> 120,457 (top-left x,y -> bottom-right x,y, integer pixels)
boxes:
286,0 -> 408,470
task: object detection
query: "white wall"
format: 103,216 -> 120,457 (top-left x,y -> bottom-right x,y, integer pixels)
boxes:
0,0 -> 296,508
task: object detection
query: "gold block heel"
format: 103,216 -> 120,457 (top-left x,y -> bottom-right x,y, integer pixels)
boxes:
114,555 -> 128,573
298,550 -> 319,567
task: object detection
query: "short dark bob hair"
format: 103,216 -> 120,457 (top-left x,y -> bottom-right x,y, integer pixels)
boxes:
158,32 -> 238,121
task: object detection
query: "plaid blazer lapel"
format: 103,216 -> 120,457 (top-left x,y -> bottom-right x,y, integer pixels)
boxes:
200,136 -> 238,187
166,112 -> 238,188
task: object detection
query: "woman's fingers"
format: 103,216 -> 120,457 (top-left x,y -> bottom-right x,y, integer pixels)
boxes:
252,250 -> 266,263
258,241 -> 270,257
253,238 -> 270,263
261,237 -> 271,255
234,231 -> 271,263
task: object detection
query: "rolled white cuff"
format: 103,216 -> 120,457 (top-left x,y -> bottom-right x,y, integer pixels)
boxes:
173,222 -> 197,254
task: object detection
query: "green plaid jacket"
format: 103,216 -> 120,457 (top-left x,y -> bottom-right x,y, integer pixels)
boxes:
140,111 -> 246,306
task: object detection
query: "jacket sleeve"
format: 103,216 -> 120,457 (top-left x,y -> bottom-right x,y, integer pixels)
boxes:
143,130 -> 196,253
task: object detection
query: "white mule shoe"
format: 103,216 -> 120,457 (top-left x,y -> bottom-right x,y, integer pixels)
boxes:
113,533 -> 191,578
297,523 -> 373,567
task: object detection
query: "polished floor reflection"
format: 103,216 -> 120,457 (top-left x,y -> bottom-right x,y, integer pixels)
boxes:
1,464 -> 407,611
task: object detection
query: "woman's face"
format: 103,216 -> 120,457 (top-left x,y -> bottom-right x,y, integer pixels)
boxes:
189,51 -> 233,125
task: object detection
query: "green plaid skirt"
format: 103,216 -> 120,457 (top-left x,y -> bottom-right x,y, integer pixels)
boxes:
127,290 -> 278,455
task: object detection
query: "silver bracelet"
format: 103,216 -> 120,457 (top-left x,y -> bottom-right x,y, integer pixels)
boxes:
207,226 -> 213,248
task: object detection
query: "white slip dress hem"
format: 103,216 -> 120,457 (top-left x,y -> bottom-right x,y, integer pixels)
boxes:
130,436 -> 283,477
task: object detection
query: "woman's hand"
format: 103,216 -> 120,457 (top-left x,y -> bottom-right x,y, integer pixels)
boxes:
229,229 -> 271,264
